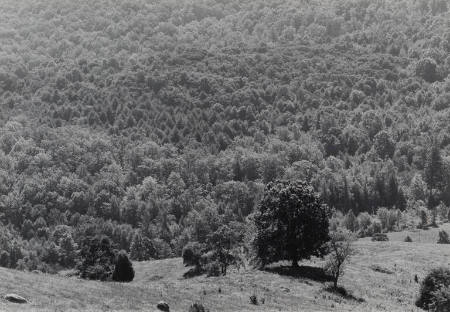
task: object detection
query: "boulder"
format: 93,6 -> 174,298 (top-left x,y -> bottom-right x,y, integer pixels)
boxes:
156,301 -> 170,312
4,294 -> 28,304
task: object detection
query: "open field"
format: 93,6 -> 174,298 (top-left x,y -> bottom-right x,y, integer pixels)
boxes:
1,227 -> 450,311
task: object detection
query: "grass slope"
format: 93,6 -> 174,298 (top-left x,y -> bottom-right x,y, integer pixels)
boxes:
2,227 -> 450,311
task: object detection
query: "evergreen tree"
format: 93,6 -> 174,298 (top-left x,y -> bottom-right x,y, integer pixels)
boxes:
343,210 -> 358,232
112,250 -> 135,282
424,139 -> 445,208
130,231 -> 156,261
387,175 -> 399,208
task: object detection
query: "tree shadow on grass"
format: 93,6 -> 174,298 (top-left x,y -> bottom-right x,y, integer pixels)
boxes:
264,265 -> 333,283
183,267 -> 204,279
324,285 -> 365,303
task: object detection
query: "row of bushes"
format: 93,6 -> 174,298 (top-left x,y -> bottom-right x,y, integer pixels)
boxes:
78,236 -> 134,282
332,203 -> 450,238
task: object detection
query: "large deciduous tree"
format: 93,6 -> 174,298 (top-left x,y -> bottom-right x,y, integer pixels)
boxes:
253,180 -> 331,267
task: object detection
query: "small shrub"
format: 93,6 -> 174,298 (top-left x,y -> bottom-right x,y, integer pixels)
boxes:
419,209 -> 429,229
437,230 -> 450,244
324,230 -> 355,288
343,210 -> 358,232
416,267 -> 450,310
357,212 -> 373,237
182,242 -> 204,268
205,261 -> 221,277
0,251 -> 10,267
189,302 -> 208,312
369,220 -> 382,234
404,235 -> 413,242
371,233 -> 389,242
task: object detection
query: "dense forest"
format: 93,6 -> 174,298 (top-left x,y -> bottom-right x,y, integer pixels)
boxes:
0,0 -> 449,272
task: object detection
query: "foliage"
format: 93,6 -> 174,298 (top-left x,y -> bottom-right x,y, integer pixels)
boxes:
182,242 -> 204,269
77,236 -> 116,281
424,140 -> 445,208
371,233 -> 389,242
0,0 -> 449,271
189,303 -> 208,312
437,230 -> 450,244
253,180 -> 331,267
130,231 -> 156,261
112,250 -> 135,282
182,224 -> 243,276
357,212 -> 373,237
205,261 -> 221,277
429,286 -> 450,312
415,58 -> 438,83
205,225 -> 243,275
324,230 -> 355,288
416,267 -> 450,310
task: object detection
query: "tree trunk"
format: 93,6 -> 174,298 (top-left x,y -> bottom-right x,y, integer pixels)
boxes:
292,259 -> 299,268
333,272 -> 339,289
428,188 -> 433,209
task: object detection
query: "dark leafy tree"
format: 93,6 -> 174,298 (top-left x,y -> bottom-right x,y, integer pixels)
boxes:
205,225 -> 243,275
130,231 -> 156,261
182,242 -> 204,269
373,131 -> 395,159
253,180 -> 331,267
112,250 -> 135,282
78,236 -> 116,281
424,139 -> 445,208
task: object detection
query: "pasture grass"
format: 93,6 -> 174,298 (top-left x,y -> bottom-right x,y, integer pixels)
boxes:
1,226 -> 450,311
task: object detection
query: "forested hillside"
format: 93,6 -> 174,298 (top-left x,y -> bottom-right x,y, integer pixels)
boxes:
0,0 -> 449,271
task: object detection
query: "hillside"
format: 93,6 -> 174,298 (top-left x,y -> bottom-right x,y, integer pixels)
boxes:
2,225 -> 450,311
1,0 -> 450,299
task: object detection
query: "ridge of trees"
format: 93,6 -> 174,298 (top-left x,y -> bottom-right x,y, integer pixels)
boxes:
0,0 -> 449,271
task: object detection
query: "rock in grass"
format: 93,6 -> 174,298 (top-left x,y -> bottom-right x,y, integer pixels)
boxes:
156,301 -> 170,312
4,294 -> 28,304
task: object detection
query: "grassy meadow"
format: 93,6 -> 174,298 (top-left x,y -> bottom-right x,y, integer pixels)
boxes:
1,225 -> 450,311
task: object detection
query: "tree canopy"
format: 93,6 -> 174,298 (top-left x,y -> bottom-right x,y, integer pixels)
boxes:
0,0 -> 449,271
253,180 -> 331,267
